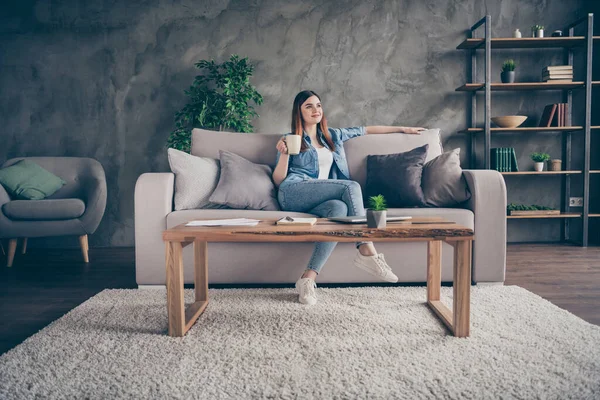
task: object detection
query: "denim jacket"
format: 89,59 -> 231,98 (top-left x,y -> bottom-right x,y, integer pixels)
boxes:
276,126 -> 366,186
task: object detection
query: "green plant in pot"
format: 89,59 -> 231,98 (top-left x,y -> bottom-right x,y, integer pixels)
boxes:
531,24 -> 544,38
367,194 -> 387,229
530,152 -> 550,171
501,59 -> 516,83
166,54 -> 264,153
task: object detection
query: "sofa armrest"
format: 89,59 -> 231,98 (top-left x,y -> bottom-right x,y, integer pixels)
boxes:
134,173 -> 174,286
462,169 -> 507,283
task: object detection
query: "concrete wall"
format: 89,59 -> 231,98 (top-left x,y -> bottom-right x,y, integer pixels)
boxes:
0,0 -> 593,247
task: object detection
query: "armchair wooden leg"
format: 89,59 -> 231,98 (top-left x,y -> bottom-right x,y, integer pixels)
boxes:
22,238 -> 28,255
7,239 -> 17,267
79,235 -> 89,263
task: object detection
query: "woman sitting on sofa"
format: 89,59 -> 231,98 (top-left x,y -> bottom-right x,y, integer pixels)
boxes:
273,90 -> 425,305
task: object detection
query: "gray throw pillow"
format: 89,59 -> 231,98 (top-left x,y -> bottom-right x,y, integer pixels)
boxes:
422,148 -> 471,207
168,148 -> 221,211
366,144 -> 428,207
208,150 -> 280,211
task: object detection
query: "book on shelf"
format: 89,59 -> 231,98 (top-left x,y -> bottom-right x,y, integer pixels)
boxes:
542,65 -> 573,73
539,104 -> 558,127
491,148 -> 518,172
276,216 -> 318,226
539,103 -> 568,127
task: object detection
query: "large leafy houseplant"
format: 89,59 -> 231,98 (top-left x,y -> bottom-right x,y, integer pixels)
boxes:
167,54 -> 264,152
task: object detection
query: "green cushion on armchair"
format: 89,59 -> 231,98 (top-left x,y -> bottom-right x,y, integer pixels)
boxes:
0,159 -> 65,200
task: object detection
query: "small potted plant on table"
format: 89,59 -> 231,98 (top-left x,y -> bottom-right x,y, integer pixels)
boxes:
367,194 -> 387,229
530,152 -> 551,171
501,59 -> 516,83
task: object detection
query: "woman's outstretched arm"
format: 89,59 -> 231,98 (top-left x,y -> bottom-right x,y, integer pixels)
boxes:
365,126 -> 425,135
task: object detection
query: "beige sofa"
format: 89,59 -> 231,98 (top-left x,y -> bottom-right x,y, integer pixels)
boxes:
134,128 -> 506,287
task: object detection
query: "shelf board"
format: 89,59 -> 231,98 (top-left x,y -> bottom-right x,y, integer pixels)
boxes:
590,214 -> 600,217
501,171 -> 581,175
455,82 -> 600,91
457,36 -> 600,50
460,127 -> 583,133
507,213 -> 581,219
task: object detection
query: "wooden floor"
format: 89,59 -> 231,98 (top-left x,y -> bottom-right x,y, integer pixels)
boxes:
0,244 -> 598,355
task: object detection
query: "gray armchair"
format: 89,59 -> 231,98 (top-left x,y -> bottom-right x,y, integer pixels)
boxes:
0,157 -> 107,267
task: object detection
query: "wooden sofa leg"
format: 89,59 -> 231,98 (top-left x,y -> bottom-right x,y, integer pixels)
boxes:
79,235 -> 89,263
22,238 -> 28,255
7,239 -> 17,267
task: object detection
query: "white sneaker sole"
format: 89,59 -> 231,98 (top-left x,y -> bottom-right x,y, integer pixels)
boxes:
354,260 -> 399,283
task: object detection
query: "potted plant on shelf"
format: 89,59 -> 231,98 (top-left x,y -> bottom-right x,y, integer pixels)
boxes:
532,24 -> 544,38
530,152 -> 551,171
501,59 -> 516,83
367,194 -> 387,229
166,54 -> 264,153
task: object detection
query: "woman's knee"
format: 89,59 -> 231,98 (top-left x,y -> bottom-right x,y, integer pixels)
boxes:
327,200 -> 348,217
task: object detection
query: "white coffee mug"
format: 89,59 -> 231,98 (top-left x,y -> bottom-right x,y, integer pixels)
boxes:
285,135 -> 301,155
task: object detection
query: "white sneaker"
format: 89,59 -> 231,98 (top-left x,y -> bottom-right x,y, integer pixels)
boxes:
295,278 -> 317,305
354,252 -> 399,283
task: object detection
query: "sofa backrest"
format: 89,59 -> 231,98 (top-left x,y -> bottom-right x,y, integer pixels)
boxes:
345,128 -> 443,189
191,128 -> 280,167
191,127 -> 443,189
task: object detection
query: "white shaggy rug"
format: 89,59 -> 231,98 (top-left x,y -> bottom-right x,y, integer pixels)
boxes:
1,286 -> 599,399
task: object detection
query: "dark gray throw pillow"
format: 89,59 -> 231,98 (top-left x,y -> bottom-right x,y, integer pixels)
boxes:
208,150 -> 280,211
366,144 -> 428,207
422,148 -> 471,207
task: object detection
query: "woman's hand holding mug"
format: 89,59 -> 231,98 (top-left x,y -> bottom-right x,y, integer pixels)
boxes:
276,138 -> 289,155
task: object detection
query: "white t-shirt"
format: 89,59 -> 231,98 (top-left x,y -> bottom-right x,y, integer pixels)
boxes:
315,146 -> 333,179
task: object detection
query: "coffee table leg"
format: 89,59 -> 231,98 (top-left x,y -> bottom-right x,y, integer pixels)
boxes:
427,240 -> 442,301
194,240 -> 208,302
166,241 -> 185,337
453,239 -> 472,337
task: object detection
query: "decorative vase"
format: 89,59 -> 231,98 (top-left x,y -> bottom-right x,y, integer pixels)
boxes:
501,71 -> 515,83
534,162 -> 544,172
536,29 -> 544,38
367,210 -> 387,229
513,29 -> 522,38
548,159 -> 562,171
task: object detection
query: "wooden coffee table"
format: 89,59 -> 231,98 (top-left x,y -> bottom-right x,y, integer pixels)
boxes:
162,217 -> 474,337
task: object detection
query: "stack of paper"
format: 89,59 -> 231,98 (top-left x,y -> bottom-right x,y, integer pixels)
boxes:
185,218 -> 260,227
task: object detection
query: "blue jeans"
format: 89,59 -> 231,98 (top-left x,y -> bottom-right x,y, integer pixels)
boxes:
278,179 -> 372,274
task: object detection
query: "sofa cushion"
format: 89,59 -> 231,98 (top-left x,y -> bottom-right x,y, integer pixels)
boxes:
0,159 -> 66,200
209,150 -> 280,211
422,148 -> 472,207
167,148 -> 222,211
365,144 -> 428,207
344,128 -> 443,190
2,199 -> 85,221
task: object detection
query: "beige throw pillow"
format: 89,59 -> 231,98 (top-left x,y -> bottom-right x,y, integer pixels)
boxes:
167,148 -> 221,211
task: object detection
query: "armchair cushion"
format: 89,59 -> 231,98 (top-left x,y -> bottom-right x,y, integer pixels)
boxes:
0,160 -> 65,200
2,199 -> 85,221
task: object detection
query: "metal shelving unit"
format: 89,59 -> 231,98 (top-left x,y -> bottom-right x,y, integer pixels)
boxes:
457,14 -> 595,246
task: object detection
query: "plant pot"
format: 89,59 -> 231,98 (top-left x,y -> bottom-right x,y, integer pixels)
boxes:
548,159 -> 562,171
501,71 -> 515,83
536,29 -> 544,38
534,162 -> 544,172
367,210 -> 386,229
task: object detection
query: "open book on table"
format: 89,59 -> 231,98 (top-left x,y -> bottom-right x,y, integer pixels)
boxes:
276,216 -> 318,226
